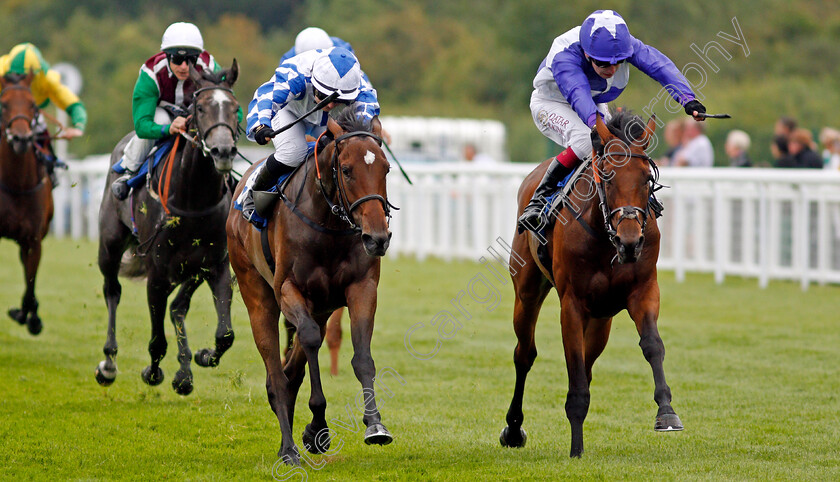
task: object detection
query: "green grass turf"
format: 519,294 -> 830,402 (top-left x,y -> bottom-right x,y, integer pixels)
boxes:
1,237 -> 839,480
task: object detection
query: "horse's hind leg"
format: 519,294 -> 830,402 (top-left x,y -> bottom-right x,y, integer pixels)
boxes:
280,282 -> 332,454
169,277 -> 202,395
194,262 -> 235,368
627,283 -> 682,431
142,273 -> 173,386
95,221 -> 130,386
500,253 -> 551,449
8,238 -> 43,335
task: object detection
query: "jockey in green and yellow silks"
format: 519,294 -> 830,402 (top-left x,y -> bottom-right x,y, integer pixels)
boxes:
0,43 -> 87,186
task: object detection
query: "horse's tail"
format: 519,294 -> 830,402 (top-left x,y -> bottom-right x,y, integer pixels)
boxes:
118,246 -> 148,279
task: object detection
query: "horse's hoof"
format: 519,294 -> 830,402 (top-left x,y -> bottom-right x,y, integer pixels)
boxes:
654,413 -> 684,431
302,424 -> 330,454
364,423 -> 393,445
8,308 -> 25,325
172,370 -> 194,395
194,348 -> 219,368
95,361 -> 117,387
141,366 -> 164,386
500,426 -> 527,448
26,314 -> 42,335
277,446 -> 300,466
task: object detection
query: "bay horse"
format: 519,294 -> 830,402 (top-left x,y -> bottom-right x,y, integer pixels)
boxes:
0,72 -> 53,335
500,112 -> 682,457
227,109 -> 394,465
94,61 -> 240,395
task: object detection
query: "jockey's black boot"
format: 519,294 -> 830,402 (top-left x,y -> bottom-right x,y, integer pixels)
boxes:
111,172 -> 134,201
517,160 -> 574,234
241,156 -> 294,225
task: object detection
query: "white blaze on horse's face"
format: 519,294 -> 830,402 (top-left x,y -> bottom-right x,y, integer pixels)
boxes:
212,89 -> 231,123
364,150 -> 376,165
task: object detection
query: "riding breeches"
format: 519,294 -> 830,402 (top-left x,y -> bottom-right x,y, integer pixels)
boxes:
267,107 -> 327,169
121,107 -> 173,173
530,88 -> 611,160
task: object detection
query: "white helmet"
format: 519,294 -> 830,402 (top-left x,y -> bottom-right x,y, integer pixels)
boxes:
161,22 -> 204,54
311,48 -> 361,102
295,27 -> 332,54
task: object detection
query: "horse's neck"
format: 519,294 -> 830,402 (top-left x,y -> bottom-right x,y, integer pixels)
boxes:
0,137 -> 40,189
168,144 -> 225,210
285,152 -> 347,230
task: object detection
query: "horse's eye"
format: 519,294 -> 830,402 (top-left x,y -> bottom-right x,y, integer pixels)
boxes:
341,165 -> 351,177
196,104 -> 204,113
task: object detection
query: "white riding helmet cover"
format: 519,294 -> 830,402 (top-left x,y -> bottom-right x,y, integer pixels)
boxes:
161,22 -> 204,54
311,48 -> 361,102
295,27 -> 332,53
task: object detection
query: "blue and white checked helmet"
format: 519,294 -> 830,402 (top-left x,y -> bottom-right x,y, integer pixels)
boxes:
579,10 -> 634,63
311,48 -> 361,102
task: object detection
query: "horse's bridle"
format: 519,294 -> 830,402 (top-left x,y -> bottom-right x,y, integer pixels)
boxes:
187,86 -> 239,155
593,150 -> 660,252
316,130 -> 398,232
0,85 -> 38,144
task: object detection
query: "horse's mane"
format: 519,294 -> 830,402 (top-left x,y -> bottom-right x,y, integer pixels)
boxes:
317,108 -> 374,152
2,72 -> 27,84
605,110 -> 646,146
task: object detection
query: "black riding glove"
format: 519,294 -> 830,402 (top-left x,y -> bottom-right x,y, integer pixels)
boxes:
684,100 -> 706,117
254,125 -> 272,145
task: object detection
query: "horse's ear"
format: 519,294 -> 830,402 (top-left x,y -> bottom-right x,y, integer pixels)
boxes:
327,117 -> 344,138
370,116 -> 382,143
188,63 -> 203,84
639,114 -> 657,148
595,114 -> 613,144
225,59 -> 239,87
24,68 -> 35,86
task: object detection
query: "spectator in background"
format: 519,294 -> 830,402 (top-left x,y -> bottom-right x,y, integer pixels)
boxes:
463,142 -> 496,164
777,128 -> 821,168
770,134 -> 789,165
724,129 -> 751,167
657,119 -> 684,166
773,116 -> 797,155
818,127 -> 840,170
674,118 -> 713,167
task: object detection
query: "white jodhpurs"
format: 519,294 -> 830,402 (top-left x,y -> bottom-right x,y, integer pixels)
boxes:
530,88 -> 611,160
121,107 -> 174,172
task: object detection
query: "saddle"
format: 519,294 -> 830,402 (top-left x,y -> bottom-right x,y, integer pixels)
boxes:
111,138 -> 176,189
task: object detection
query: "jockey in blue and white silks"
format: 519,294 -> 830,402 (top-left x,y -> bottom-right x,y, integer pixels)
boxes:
238,47 -> 380,224
279,27 -> 374,90
518,9 -> 708,234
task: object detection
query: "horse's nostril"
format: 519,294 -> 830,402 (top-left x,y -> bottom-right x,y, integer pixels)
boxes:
210,147 -> 220,157
231,146 -> 238,156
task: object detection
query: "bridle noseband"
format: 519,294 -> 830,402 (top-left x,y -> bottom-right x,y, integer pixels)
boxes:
316,130 -> 398,232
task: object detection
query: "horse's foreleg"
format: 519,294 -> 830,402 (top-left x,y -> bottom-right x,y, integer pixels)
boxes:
142,274 -> 172,386
345,282 -> 392,446
279,282 -> 331,454
627,283 -> 682,431
8,239 -> 43,335
195,262 -> 235,368
583,317 -> 613,384
169,277 -> 202,395
326,308 -> 344,376
560,298 -> 590,458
